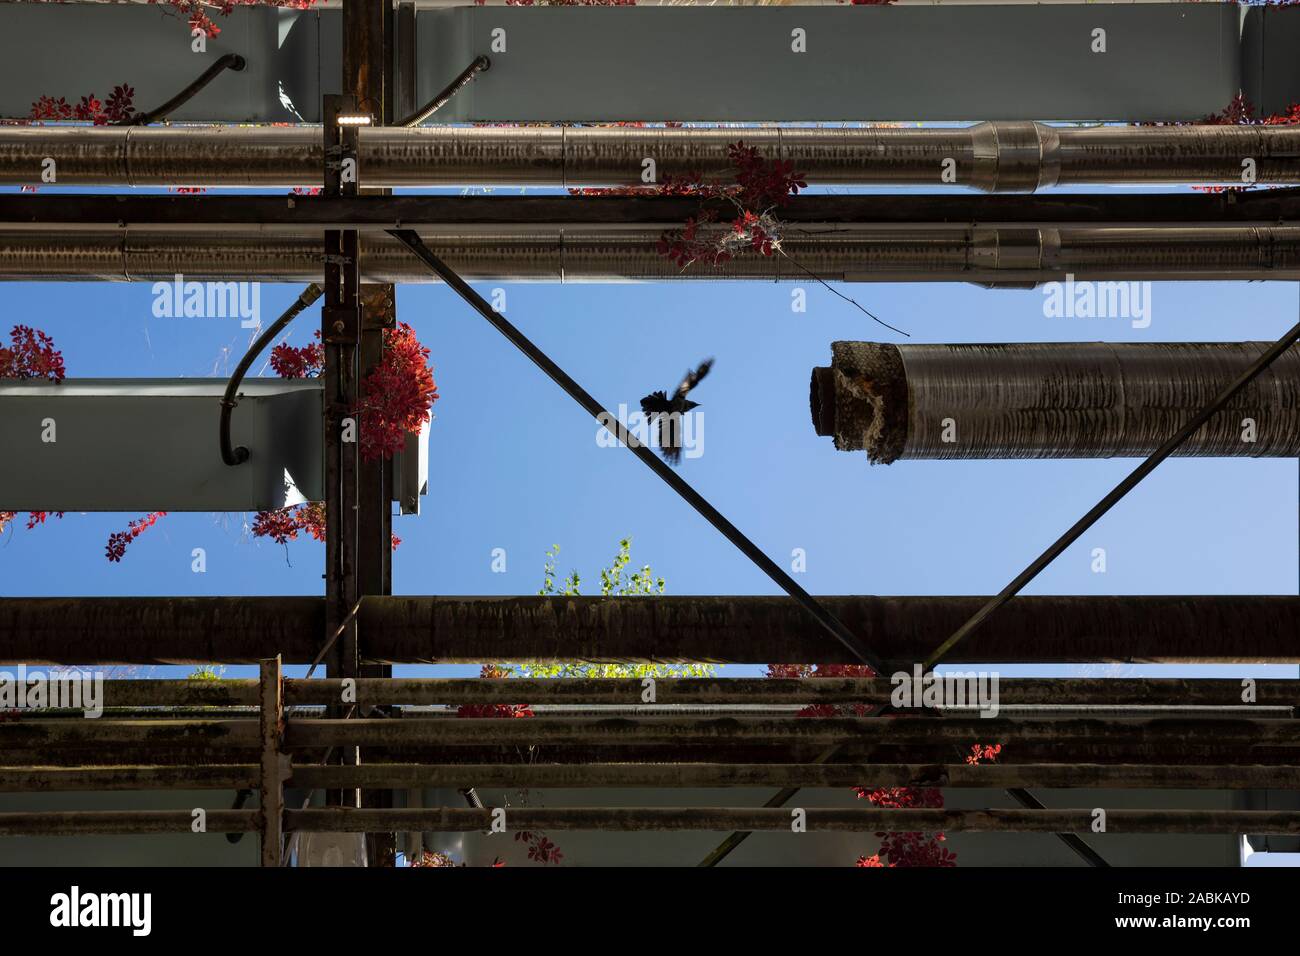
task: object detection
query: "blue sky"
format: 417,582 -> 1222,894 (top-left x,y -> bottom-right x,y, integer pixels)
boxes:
1,184 -> 1297,689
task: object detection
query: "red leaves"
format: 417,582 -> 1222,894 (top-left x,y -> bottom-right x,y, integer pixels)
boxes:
359,322 -> 439,461
105,512 -> 166,563
966,742 -> 1003,766
656,141 -> 806,269
162,1 -> 320,40
271,323 -> 437,461
30,85 -> 134,125
1,325 -> 66,382
269,332 -> 325,379
251,503 -> 401,552
518,832 -> 564,864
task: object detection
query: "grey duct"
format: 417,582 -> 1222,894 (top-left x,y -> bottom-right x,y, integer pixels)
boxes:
2,124 -> 1299,190
811,341 -> 1300,462
4,225 -> 1300,284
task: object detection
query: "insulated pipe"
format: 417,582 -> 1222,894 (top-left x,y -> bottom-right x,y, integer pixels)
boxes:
2,124 -> 1299,190
812,341 -> 1300,462
3,225 -> 1300,283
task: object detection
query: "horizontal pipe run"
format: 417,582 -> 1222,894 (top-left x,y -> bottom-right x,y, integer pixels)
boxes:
2,125 -> 1298,190
0,719 -> 259,748
283,716 -> 1300,748
285,806 -> 1300,834
6,192 -> 1300,231
5,807 -> 1296,836
61,676 -> 1300,709
813,341 -> 1300,462
3,225 -> 1300,283
0,810 -> 258,836
6,762 -> 1296,793
9,715 -> 1291,749
0,765 -> 260,792
4,595 -> 1297,665
287,761 -> 1300,791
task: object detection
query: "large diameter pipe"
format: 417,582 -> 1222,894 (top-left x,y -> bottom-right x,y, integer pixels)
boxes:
2,595 -> 1296,665
2,124 -> 1299,190
3,225 -> 1300,283
812,341 -> 1300,462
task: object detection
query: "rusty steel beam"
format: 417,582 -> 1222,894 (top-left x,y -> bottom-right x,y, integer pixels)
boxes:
283,716 -> 1300,748
2,806 -> 1295,837
77,676 -> 1300,708
0,765 -> 259,792
284,761 -> 1300,791
6,192 -> 1300,231
286,806 -> 1300,835
0,810 -> 259,836
7,761 -> 1296,793
259,656 -> 285,868
7,739 -> 1295,770
3,595 -> 1297,665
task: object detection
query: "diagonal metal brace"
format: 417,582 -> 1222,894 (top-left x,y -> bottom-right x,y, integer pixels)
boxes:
386,229 -> 885,675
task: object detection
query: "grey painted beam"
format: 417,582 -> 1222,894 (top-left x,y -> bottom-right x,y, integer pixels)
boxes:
5,6 -> 1300,124
0,379 -> 323,512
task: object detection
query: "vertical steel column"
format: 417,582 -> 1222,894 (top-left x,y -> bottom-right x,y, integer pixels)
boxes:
322,93 -> 362,810
346,0 -> 398,868
258,655 -> 285,868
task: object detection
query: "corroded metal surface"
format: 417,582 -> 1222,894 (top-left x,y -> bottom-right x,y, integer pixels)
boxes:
816,341 -> 1300,460
2,595 -> 1296,664
1,124 -> 1297,188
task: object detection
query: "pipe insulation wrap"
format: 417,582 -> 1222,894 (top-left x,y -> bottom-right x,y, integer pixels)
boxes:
1,123 -> 1298,188
4,226 -> 1300,283
811,341 -> 1300,462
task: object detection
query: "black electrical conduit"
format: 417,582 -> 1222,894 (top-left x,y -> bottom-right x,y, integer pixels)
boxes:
396,56 -> 491,128
219,284 -> 323,466
117,54 -> 246,127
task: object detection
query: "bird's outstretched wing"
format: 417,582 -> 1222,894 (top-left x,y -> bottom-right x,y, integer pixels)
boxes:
675,358 -> 714,399
656,413 -> 683,466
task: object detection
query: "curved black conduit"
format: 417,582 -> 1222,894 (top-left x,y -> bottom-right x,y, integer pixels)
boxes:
117,54 -> 247,127
396,55 -> 490,128
219,284 -> 322,465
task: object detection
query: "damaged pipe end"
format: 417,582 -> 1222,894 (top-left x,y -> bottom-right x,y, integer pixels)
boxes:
810,342 -> 908,464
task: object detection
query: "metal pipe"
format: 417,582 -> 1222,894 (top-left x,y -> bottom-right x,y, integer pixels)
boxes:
280,762 -> 1300,791
284,806 -> 1300,834
4,806 -> 1295,836
68,676 -> 1300,708
3,225 -> 1299,283
2,124 -> 1298,189
13,761 -> 1288,793
813,341 -> 1300,462
281,716 -> 1300,748
0,810 -> 259,836
3,595 -> 1297,665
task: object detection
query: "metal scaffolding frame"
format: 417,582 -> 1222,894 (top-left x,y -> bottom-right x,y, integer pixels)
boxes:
2,0 -> 1298,869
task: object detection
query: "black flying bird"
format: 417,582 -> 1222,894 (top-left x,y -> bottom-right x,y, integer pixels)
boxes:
640,358 -> 713,465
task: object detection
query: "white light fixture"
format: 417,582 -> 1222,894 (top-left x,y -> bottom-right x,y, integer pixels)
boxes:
336,113 -> 373,127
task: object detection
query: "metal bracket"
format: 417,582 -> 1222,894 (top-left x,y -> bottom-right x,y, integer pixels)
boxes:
322,305 -> 360,344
